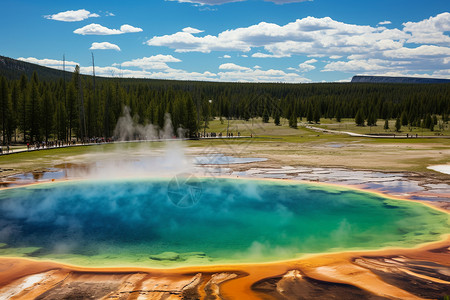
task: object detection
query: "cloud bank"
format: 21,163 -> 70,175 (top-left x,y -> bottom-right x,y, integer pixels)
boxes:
146,13 -> 450,78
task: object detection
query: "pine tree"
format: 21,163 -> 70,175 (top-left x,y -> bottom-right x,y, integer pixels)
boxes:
424,114 -> 432,129
401,111 -> 408,126
306,103 -> 313,123
289,111 -> 297,128
355,109 -> 365,126
313,106 -> 321,124
262,107 -> 269,123
395,116 -> 401,132
185,96 -> 198,138
367,112 -> 377,127
0,76 -> 8,144
384,119 -> 389,130
335,107 -> 342,122
274,111 -> 281,126
28,76 -> 40,143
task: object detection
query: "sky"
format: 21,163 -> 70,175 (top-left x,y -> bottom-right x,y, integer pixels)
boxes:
0,0 -> 449,83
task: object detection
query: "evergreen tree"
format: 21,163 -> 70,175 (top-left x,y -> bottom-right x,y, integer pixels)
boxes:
423,114 -> 432,129
40,90 -> 53,142
395,116 -> 401,132
0,76 -> 8,144
289,111 -> 297,128
262,106 -> 270,123
367,112 -> 377,127
335,107 -> 342,122
306,103 -> 313,123
274,111 -> 281,126
384,119 -> 389,130
313,106 -> 321,124
355,108 -> 365,126
401,111 -> 408,126
28,75 -> 40,143
185,96 -> 198,138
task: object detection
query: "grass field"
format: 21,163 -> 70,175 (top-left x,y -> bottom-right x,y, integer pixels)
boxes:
0,117 -> 449,178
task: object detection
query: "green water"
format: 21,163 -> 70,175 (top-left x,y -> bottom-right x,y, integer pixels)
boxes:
0,178 -> 448,267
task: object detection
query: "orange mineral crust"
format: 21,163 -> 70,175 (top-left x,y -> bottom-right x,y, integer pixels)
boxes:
0,235 -> 449,300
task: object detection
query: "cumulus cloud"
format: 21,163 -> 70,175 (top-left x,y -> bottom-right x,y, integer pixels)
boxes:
120,24 -> 143,33
378,21 -> 392,25
146,16 -> 409,56
90,42 -> 121,51
298,58 -> 317,72
44,9 -> 99,22
222,55 -> 231,58
219,63 -> 251,71
119,55 -> 182,70
18,57 -> 78,69
146,13 -> 450,78
74,23 -> 143,35
403,12 -> 450,44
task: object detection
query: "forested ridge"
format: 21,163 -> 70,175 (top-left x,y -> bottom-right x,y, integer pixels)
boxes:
0,62 -> 449,144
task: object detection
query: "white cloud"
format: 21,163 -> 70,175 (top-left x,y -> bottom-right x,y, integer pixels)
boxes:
298,58 -> 317,72
219,63 -> 251,71
384,45 -> 450,59
44,9 -> 99,22
17,57 -> 78,70
252,53 -> 288,58
145,13 -> 450,77
403,12 -> 450,44
323,59 -> 389,72
74,23 -> 143,35
90,42 -> 121,51
120,24 -> 143,33
120,55 -> 182,70
183,27 -> 204,34
20,55 -> 310,83
146,16 -> 409,56
221,55 -> 232,58
217,68 -> 311,83
378,21 -> 392,25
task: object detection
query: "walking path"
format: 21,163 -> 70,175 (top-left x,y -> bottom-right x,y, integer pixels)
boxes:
304,125 -> 450,139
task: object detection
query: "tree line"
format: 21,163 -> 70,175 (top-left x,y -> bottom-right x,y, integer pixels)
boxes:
0,67 -> 449,144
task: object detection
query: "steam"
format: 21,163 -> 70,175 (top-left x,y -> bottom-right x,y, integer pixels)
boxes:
113,107 -> 179,141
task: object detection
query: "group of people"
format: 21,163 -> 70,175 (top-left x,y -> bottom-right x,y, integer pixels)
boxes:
199,132 -> 242,138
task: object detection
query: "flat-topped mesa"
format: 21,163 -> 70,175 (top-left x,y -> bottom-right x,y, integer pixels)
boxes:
351,75 -> 450,84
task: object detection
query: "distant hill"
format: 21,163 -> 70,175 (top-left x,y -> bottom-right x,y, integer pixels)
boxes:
0,55 -> 76,81
352,75 -> 450,84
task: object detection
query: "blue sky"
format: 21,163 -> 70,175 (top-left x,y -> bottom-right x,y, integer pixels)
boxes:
1,0 -> 449,82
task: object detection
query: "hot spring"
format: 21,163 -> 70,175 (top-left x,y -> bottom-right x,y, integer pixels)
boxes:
0,177 -> 448,267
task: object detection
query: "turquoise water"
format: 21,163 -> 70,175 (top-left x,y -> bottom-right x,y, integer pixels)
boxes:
0,178 -> 448,267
